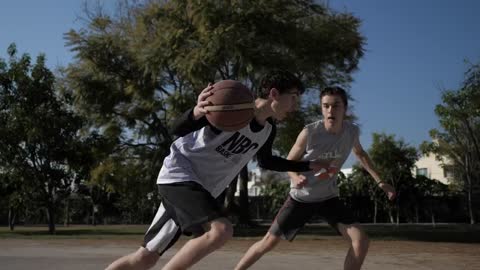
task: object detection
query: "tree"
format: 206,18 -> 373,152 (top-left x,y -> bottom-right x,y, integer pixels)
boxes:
261,178 -> 290,219
341,165 -> 386,223
409,175 -> 449,224
0,44 -> 86,233
63,0 -> 365,223
368,133 -> 418,224
422,62 -> 480,224
0,170 -> 27,230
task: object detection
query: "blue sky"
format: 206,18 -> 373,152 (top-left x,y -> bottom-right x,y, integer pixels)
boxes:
329,0 -> 480,166
1,1 -> 479,168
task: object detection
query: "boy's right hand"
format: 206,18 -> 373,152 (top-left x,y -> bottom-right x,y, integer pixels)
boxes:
308,160 -> 330,173
292,174 -> 308,188
314,166 -> 339,180
193,84 -> 214,120
309,160 -> 339,180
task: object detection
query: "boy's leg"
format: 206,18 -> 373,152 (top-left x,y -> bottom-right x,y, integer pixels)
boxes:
322,198 -> 368,270
234,232 -> 281,270
235,196 -> 312,270
105,203 -> 181,270
337,223 -> 369,270
162,217 -> 233,270
105,247 -> 159,270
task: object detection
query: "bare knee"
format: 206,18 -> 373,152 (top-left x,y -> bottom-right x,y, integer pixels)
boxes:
106,247 -> 159,270
351,234 -> 369,252
205,219 -> 234,248
132,247 -> 160,269
259,233 -> 280,253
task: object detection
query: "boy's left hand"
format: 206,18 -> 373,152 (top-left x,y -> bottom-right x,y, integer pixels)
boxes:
379,182 -> 396,201
314,166 -> 339,180
309,160 -> 330,173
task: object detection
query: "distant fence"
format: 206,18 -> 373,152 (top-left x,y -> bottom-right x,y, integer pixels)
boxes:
1,195 -> 478,225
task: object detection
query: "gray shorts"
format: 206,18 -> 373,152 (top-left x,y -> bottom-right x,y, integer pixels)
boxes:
269,196 -> 356,241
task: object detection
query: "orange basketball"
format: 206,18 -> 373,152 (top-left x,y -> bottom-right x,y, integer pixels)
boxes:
205,80 -> 255,131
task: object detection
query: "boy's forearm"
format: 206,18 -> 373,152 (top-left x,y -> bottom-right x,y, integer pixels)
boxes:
357,152 -> 383,184
258,155 -> 310,172
171,108 -> 209,137
287,171 -> 299,179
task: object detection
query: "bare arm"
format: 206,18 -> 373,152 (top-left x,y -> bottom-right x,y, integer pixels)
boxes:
285,128 -> 331,187
286,128 -> 308,187
256,120 -> 311,172
352,135 -> 396,200
352,135 -> 382,183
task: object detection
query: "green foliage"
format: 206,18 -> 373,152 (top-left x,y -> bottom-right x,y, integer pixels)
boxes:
423,62 -> 480,224
274,110 -> 308,156
0,44 -> 88,232
369,133 -> 418,186
261,180 -> 290,217
60,0 -> 365,222
362,133 -> 418,222
63,0 -> 365,148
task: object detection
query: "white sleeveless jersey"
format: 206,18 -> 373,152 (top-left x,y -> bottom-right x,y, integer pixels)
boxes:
290,120 -> 359,202
157,122 -> 273,198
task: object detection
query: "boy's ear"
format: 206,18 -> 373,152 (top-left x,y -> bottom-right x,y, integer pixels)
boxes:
269,88 -> 280,99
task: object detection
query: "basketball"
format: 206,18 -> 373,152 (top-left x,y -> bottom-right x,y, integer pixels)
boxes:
205,80 -> 255,131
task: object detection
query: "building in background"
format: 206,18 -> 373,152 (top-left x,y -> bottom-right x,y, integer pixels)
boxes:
414,153 -> 454,185
236,166 -> 289,197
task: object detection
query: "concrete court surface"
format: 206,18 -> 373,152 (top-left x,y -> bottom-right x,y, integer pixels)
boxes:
1,237 -> 479,270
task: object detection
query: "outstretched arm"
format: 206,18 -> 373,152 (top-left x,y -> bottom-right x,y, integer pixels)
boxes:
256,123 -> 310,172
352,135 -> 396,200
256,121 -> 328,173
285,128 -> 330,187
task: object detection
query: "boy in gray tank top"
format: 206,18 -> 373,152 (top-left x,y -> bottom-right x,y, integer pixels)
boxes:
235,87 -> 396,270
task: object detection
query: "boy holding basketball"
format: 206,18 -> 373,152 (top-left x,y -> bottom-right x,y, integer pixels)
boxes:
234,86 -> 396,270
105,70 -> 326,270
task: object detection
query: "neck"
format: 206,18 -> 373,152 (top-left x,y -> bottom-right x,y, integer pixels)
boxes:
254,98 -> 273,125
324,121 -> 343,134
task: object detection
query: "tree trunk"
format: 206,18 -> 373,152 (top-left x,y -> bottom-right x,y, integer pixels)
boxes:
395,200 -> 400,225
92,204 -> 97,226
415,205 -> 419,223
46,206 -> 56,234
465,153 -> 476,224
388,209 -> 394,224
225,177 -> 239,215
64,199 -> 70,227
238,166 -> 251,225
8,206 -> 16,231
373,199 -> 377,224
467,185 -> 474,224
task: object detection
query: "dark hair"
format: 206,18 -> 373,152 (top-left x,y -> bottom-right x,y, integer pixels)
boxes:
257,70 -> 305,98
320,86 -> 348,107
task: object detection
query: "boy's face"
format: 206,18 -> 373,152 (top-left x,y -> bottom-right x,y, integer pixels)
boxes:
321,94 -> 346,129
272,88 -> 300,120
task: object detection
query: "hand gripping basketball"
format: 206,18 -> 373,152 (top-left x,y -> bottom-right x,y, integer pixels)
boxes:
203,80 -> 254,131
314,166 -> 339,180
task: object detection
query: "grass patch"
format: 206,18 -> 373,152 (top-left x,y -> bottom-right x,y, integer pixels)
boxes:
1,223 -> 479,243
0,225 -> 148,239
233,223 -> 480,243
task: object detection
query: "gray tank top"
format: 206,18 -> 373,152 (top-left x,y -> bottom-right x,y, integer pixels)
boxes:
290,120 -> 359,202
